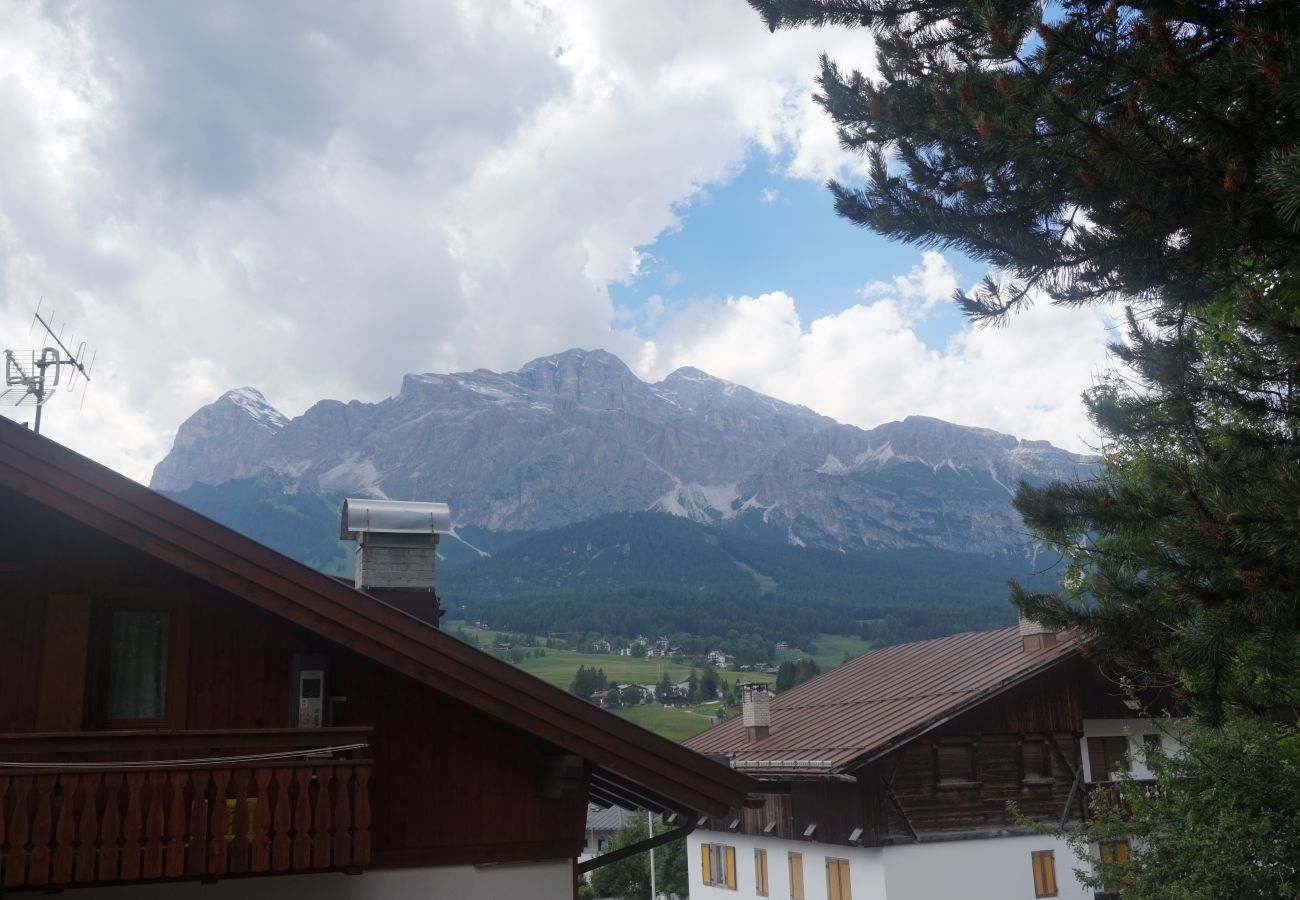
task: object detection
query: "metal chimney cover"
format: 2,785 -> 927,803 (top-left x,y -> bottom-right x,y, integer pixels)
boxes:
340,498 -> 452,539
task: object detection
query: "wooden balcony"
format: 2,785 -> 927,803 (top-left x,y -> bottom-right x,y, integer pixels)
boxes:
0,728 -> 372,890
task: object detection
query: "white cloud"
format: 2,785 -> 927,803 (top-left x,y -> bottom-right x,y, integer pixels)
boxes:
862,251 -> 959,317
640,257 -> 1112,453
760,187 -> 781,204
0,1 -> 874,481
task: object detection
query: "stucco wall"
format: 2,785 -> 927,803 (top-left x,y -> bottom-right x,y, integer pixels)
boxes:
690,829 -> 1097,900
55,859 -> 574,900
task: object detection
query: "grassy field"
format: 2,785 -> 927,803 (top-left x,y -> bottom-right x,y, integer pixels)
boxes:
610,704 -> 719,742
446,620 -> 776,692
442,621 -> 875,741
777,633 -> 875,670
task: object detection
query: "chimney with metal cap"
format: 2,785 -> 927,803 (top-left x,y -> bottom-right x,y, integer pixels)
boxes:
741,683 -> 771,742
340,498 -> 451,627
1018,610 -> 1058,652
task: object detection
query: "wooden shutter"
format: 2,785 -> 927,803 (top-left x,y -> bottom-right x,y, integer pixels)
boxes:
1088,736 -> 1129,779
725,845 -> 737,889
937,742 -> 975,782
755,848 -> 769,896
1100,839 -> 1131,893
827,858 -> 852,900
1031,850 -> 1058,897
788,852 -> 804,900
701,843 -> 712,885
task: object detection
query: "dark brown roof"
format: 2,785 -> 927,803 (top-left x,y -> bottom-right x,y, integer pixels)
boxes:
685,626 -> 1077,774
0,418 -> 756,816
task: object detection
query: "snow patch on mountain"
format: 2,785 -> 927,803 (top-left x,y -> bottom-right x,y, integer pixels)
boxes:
318,453 -> 388,498
223,388 -> 288,431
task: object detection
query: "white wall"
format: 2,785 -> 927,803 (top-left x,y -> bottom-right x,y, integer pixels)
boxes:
690,829 -> 1097,900
55,859 -> 574,900
883,834 -> 1092,900
1081,717 -> 1181,782
689,829 -> 885,900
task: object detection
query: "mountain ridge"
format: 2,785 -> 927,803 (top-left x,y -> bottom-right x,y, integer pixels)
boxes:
151,348 -> 1095,555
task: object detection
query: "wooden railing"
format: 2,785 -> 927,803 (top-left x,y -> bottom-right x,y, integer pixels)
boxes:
0,729 -> 372,889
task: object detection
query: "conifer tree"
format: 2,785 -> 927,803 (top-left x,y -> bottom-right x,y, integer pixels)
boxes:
749,0 -> 1300,319
750,0 -> 1300,713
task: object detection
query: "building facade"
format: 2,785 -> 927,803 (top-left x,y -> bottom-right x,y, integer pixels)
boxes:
685,625 -> 1175,900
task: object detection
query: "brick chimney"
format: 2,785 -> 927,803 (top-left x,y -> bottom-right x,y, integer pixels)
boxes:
1018,611 -> 1058,652
741,683 -> 772,742
340,499 -> 451,627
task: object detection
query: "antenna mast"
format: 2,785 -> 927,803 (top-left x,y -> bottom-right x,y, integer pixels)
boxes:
2,302 -> 95,434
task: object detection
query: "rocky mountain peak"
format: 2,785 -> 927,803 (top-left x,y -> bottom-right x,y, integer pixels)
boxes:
508,348 -> 639,409
150,350 -> 1095,554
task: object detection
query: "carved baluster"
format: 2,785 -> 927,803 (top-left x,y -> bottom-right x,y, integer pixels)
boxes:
270,768 -> 292,871
164,770 -> 187,878
352,766 -> 371,867
119,772 -> 145,880
250,769 -> 272,872
206,769 -> 230,877
4,775 -> 33,887
27,774 -> 56,886
228,769 -> 251,875
0,775 -> 7,884
51,774 -> 78,884
185,770 -> 210,877
312,766 -> 333,868
74,772 -> 101,883
291,767 -> 312,869
97,773 -> 122,882
141,770 -> 166,878
331,767 -> 352,869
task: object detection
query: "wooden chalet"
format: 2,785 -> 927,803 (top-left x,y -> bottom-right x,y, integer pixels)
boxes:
684,624 -> 1173,900
0,418 -> 757,897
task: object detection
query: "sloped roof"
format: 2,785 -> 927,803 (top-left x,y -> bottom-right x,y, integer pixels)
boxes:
0,418 -> 756,816
685,626 -> 1077,774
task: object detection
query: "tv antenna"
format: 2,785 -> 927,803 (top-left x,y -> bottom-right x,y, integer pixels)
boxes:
2,300 -> 95,434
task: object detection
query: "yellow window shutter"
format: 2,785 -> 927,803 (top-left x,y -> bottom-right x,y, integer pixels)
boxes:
725,845 -> 737,888
789,852 -> 805,900
702,844 -> 711,884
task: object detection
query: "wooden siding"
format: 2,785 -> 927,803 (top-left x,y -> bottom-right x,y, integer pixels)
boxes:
0,490 -> 588,870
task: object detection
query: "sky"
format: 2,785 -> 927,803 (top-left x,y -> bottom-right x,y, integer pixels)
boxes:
0,1 -> 1115,484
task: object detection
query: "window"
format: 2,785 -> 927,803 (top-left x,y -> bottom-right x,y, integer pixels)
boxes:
936,741 -> 977,784
106,609 -> 171,721
1099,840 -> 1131,894
701,842 -> 736,889
1088,736 -> 1131,781
94,599 -> 188,729
1031,850 -> 1058,898
1022,738 -> 1055,784
788,852 -> 805,900
827,857 -> 853,900
755,848 -> 769,896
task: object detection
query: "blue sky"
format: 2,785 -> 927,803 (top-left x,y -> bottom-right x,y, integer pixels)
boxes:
610,150 -> 973,351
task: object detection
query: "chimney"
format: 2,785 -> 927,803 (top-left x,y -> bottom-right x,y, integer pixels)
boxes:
741,683 -> 772,742
1018,610 -> 1058,652
340,498 -> 451,627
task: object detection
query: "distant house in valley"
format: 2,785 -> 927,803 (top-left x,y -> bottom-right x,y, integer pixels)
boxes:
591,639 -> 611,653
707,650 -> 736,670
685,622 -> 1178,900
0,420 -> 757,899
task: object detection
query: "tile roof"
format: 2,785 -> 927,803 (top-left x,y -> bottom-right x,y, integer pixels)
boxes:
684,626 -> 1077,774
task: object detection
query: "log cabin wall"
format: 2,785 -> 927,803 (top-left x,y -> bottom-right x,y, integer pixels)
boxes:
0,489 -> 588,868
882,660 -> 1085,839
